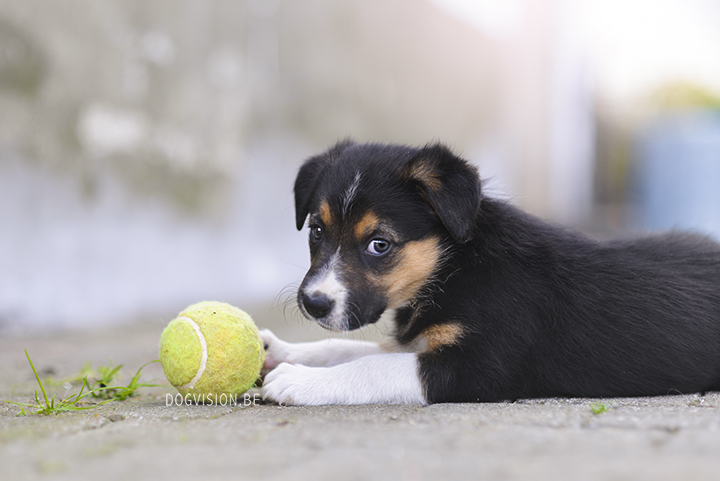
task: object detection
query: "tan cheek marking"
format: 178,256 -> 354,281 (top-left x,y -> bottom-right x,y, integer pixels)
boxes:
420,323 -> 464,352
382,236 -> 441,309
319,200 -> 332,227
354,211 -> 379,240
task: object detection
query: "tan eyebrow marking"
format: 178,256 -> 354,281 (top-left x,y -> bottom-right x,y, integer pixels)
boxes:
354,211 -> 380,240
319,200 -> 332,227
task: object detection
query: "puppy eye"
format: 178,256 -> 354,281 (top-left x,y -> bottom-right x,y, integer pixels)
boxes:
366,238 -> 391,256
309,225 -> 323,242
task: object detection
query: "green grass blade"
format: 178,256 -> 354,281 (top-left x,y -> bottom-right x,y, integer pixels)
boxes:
25,349 -> 51,409
4,354 -> 160,415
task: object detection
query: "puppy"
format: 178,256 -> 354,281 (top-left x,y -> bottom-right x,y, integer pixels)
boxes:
261,141 -> 720,405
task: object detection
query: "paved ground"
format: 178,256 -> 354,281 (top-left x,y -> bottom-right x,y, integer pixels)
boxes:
2,307 -> 720,481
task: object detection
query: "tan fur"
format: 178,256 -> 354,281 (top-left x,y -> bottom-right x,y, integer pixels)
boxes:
383,321 -> 464,353
381,236 -> 441,309
354,211 -> 380,240
420,323 -> 464,351
319,200 -> 332,227
408,160 -> 442,192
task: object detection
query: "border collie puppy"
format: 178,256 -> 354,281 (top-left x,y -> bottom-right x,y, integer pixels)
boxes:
261,141 -> 720,405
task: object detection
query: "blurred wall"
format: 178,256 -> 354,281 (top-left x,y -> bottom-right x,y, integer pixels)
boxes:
1,0 -> 599,331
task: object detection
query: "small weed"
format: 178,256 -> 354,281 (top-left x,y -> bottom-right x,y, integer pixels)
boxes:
4,350 -> 159,416
90,363 -> 123,393
589,401 -> 610,415
92,360 -> 159,401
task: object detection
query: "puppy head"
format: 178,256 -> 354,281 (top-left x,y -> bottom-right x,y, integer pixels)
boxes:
293,141 -> 482,331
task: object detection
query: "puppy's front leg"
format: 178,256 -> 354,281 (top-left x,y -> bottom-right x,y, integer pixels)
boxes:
262,352 -> 426,405
260,329 -> 386,374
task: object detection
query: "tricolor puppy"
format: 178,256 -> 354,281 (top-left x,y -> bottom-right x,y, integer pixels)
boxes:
261,141 -> 720,405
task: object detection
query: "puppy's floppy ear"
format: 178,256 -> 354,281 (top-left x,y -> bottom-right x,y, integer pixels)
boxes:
294,140 -> 355,230
294,157 -> 325,230
405,144 -> 482,243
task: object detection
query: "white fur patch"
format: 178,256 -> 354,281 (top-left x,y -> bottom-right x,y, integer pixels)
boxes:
341,171 -> 362,216
260,329 -> 385,372
262,353 -> 426,405
302,250 -> 348,330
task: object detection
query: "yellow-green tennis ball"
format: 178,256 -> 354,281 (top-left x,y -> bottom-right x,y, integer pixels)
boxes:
159,301 -> 264,401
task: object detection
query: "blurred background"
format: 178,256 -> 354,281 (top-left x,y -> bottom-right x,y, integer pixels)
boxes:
1,0 -> 720,333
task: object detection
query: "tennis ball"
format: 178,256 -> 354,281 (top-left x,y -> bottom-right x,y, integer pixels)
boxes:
159,301 -> 265,401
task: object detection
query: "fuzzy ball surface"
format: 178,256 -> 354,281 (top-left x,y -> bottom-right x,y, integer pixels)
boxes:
159,301 -> 265,400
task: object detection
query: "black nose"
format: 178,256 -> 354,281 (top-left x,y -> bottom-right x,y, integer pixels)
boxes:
301,292 -> 334,319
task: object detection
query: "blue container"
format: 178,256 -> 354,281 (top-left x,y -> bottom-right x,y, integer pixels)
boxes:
635,111 -> 720,240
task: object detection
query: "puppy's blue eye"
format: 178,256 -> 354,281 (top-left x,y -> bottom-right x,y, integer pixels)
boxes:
310,225 -> 323,242
367,238 -> 391,256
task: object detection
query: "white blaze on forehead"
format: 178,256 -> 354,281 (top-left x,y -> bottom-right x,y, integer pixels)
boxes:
341,171 -> 362,217
304,250 -> 349,330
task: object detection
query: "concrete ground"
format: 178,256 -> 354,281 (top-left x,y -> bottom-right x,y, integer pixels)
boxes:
2,307 -> 720,481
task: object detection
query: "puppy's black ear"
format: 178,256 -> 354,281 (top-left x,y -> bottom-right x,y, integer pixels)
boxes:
294,140 -> 354,230
294,157 -> 325,230
405,144 -> 482,243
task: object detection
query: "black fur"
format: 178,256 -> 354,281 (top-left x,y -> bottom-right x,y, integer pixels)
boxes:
294,141 -> 720,403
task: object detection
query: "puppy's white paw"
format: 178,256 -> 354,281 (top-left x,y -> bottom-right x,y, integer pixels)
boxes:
261,353 -> 427,406
262,363 -> 327,406
259,329 -> 291,376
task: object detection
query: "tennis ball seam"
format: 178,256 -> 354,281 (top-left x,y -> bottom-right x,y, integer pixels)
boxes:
176,316 -> 208,391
